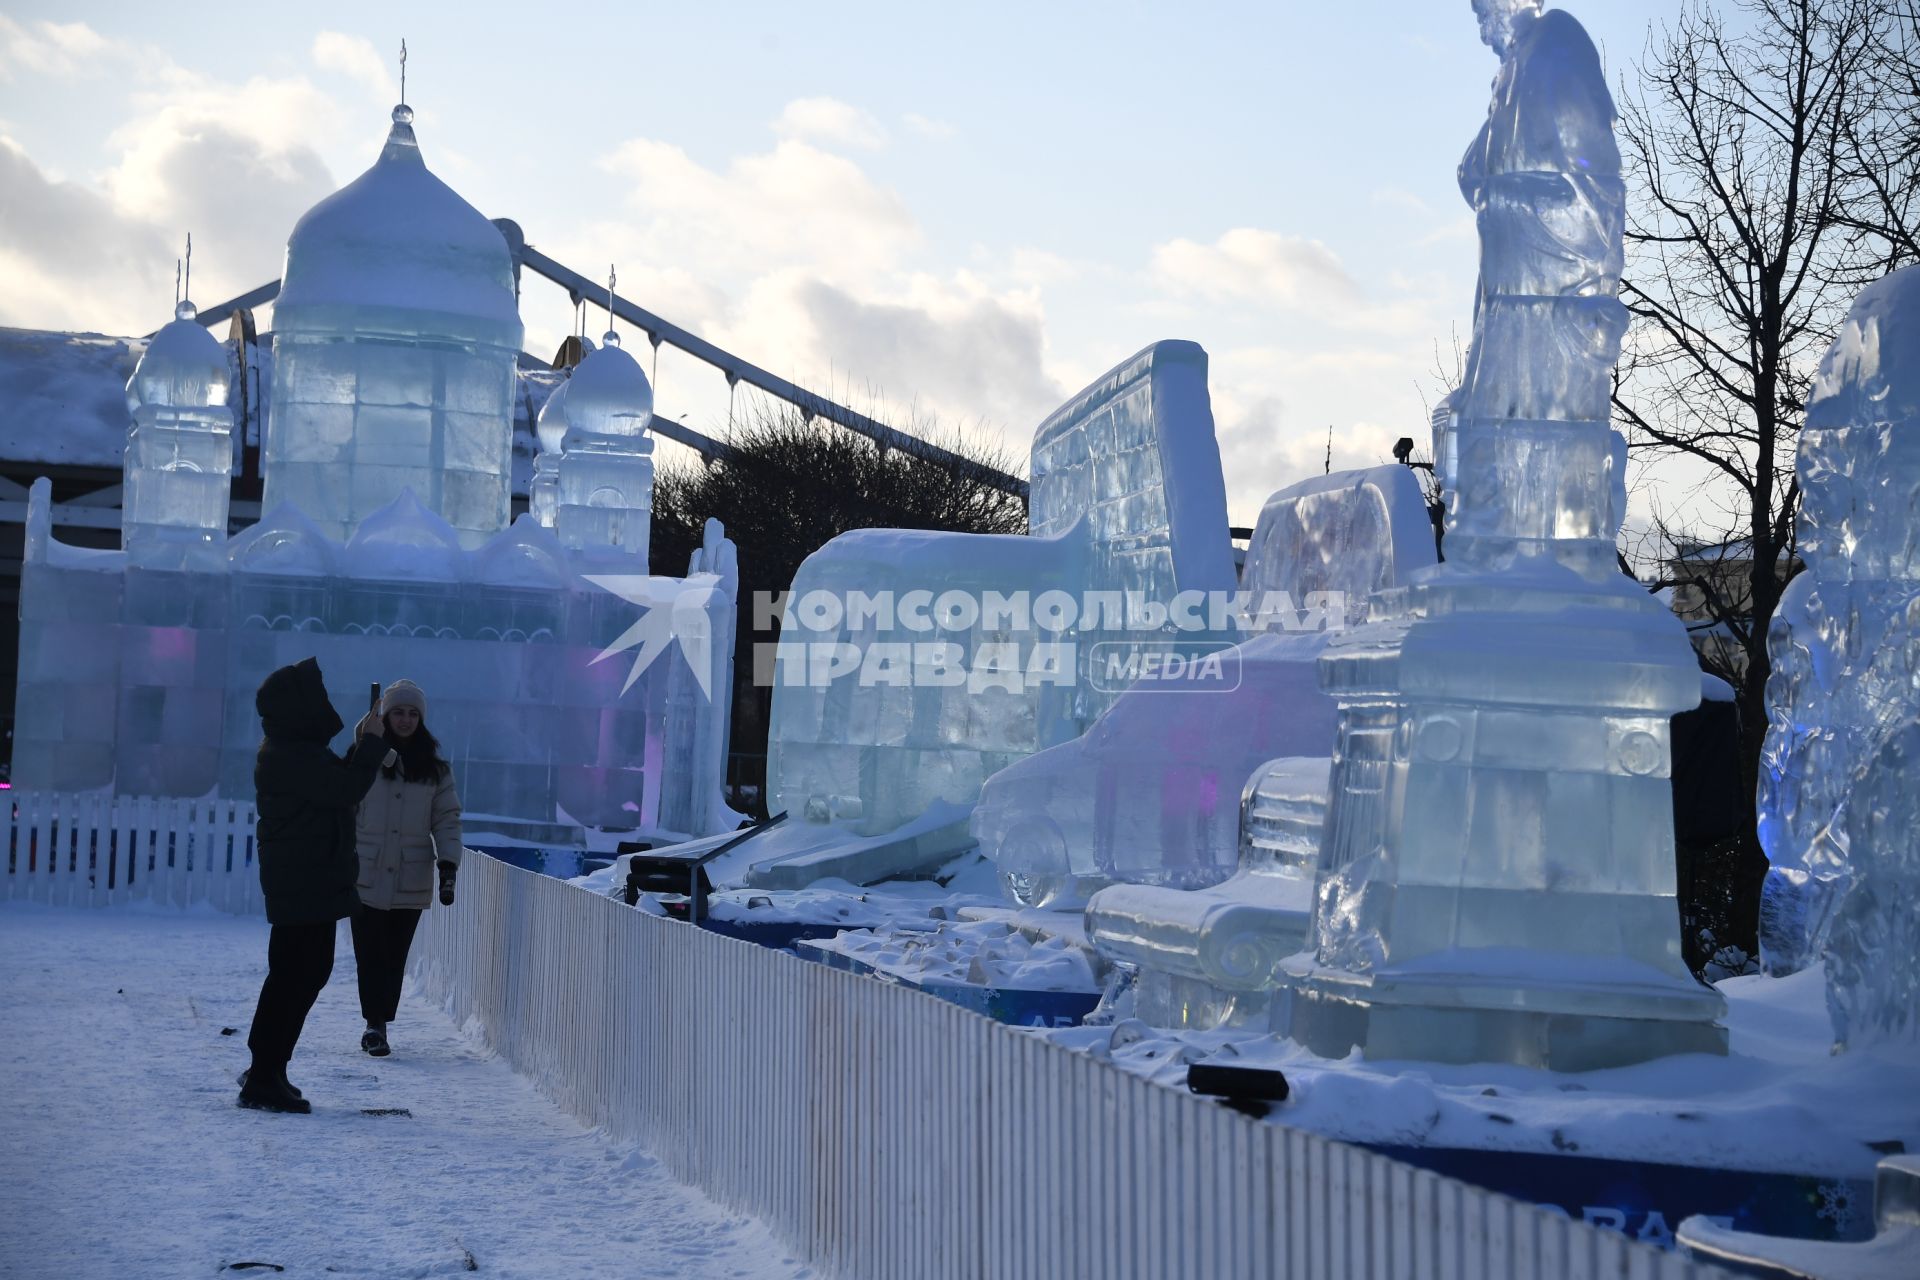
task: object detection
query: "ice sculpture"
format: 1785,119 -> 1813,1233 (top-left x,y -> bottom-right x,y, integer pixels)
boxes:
978,464 -> 1434,907
754,340 -> 1234,886
1755,264 -> 1920,1035
263,103 -> 522,549
123,299 -> 235,570
553,330 -> 655,561
1280,0 -> 1724,1070
10,102 -> 738,841
529,378 -> 567,527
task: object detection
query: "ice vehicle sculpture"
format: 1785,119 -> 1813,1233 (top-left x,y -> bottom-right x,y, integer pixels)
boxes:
1757,263 -> 1920,1044
749,340 -> 1234,887
978,464 -> 1435,909
11,103 -> 737,839
1279,0 -> 1725,1070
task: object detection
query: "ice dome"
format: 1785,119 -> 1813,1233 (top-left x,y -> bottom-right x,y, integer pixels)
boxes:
561,332 -> 654,448
273,105 -> 520,338
126,301 -> 229,417
535,377 -> 570,455
1806,264 -> 1920,434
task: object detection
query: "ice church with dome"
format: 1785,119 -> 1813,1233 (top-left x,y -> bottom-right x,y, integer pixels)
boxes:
10,100 -> 737,840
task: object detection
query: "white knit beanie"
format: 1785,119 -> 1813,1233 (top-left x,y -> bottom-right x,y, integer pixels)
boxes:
380,679 -> 428,718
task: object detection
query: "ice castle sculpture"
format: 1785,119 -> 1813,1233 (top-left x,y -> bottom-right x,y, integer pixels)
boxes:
1279,0 -> 1726,1070
748,340 -> 1234,888
978,464 -> 1435,909
264,104 -> 521,549
11,103 -> 737,840
1756,264 -> 1920,1043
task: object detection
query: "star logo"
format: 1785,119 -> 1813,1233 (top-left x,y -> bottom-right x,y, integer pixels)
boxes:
583,573 -> 725,697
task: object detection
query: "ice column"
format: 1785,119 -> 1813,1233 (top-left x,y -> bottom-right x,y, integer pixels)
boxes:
264,104 -> 522,548
1281,0 -> 1725,1070
554,331 -> 655,562
1756,264 -> 1920,1039
123,299 -> 235,570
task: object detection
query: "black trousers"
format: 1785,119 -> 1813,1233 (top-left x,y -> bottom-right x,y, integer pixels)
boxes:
350,904 -> 423,1025
246,921 -> 336,1071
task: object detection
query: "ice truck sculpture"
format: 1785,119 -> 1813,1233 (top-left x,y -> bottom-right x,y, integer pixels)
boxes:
11,103 -> 736,839
749,340 -> 1234,888
978,464 -> 1435,909
1068,465 -> 1436,1025
1278,0 -> 1726,1071
1758,263 -> 1920,1047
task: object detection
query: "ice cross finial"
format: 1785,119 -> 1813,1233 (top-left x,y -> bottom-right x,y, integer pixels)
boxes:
605,265 -> 620,347
174,258 -> 181,307
182,232 -> 192,303
399,39 -> 408,104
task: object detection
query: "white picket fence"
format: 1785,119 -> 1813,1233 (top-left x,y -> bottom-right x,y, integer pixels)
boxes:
412,852 -> 1739,1280
1,790 -> 262,913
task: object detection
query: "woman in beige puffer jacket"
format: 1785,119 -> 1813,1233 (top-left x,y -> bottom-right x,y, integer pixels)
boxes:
350,679 -> 463,1058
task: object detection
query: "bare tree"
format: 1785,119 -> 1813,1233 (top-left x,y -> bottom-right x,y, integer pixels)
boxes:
1614,0 -> 1920,808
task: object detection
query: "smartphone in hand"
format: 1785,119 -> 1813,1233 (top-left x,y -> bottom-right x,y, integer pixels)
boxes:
370,682 -> 381,711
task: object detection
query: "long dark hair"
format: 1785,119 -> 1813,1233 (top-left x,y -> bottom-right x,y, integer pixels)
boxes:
382,716 -> 449,784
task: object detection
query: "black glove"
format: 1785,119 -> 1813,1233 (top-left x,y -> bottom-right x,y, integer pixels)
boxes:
437,861 -> 457,907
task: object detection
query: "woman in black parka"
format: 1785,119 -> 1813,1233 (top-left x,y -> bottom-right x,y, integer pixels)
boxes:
238,657 -> 392,1114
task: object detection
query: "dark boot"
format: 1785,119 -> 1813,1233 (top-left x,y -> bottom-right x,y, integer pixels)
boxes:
236,1068 -> 304,1100
361,1025 -> 390,1057
237,1064 -> 312,1114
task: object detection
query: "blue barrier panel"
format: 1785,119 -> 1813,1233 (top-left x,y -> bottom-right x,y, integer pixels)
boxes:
1366,1142 -> 1878,1252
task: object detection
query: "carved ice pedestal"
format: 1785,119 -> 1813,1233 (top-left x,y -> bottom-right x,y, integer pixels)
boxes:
1283,566 -> 1726,1070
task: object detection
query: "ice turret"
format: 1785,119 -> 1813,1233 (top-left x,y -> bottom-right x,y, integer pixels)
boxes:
529,379 -> 568,528
123,299 -> 235,570
263,103 -> 523,548
554,331 -> 655,561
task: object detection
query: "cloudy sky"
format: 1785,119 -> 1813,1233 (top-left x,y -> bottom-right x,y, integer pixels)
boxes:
1,0 -> 1696,527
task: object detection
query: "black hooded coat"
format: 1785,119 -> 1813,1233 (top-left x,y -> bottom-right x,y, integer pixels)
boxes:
253,658 -> 389,926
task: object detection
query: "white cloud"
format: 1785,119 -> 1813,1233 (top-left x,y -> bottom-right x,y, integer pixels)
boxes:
0,17 -> 117,80
312,32 -> 398,104
773,97 -> 886,150
902,113 -> 957,140
1151,228 -> 1359,309
601,134 -> 919,285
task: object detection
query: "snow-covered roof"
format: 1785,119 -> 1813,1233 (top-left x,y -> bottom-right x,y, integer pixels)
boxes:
0,327 -> 145,468
274,105 -> 521,337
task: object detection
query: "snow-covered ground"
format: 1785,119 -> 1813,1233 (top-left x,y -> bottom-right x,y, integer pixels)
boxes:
0,903 -> 812,1280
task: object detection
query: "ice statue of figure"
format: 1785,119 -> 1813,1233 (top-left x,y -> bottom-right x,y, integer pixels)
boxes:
1450,0 -> 1630,579
264,103 -> 523,549
529,379 -> 568,528
1280,0 -> 1720,1071
554,330 -> 655,561
123,298 -> 235,571
1757,265 -> 1920,982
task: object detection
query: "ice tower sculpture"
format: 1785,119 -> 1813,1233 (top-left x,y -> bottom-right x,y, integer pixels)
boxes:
123,298 -> 236,570
1280,0 -> 1725,1070
553,330 -> 655,561
752,341 -> 1234,888
264,103 -> 522,549
1756,264 -> 1920,1041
